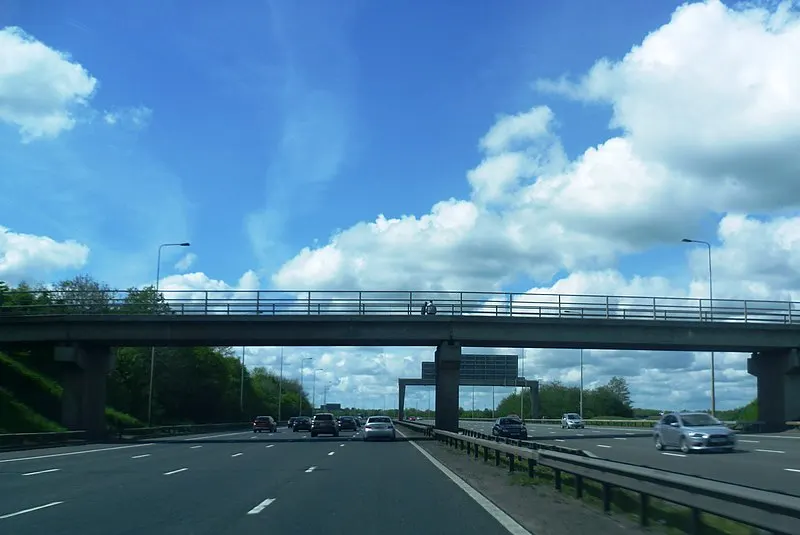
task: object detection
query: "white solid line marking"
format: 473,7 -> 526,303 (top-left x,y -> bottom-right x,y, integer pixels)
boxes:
396,428 -> 532,535
0,501 -> 63,520
22,468 -> 60,476
131,454 -> 151,459
250,436 -> 257,440
266,444 -> 275,448
190,446 -> 202,449
554,439 -> 565,442
0,443 -> 152,464
305,466 -> 317,473
232,453 -> 243,457
785,468 -> 800,473
596,445 -> 611,449
184,431 -> 249,441
626,432 -> 635,435
613,438 -> 626,440
328,452 -> 335,456
549,431 -> 555,434
246,498 -> 276,515
164,468 -> 188,475
662,452 -> 686,458
756,449 -> 785,454
738,440 -> 759,443
340,444 -> 345,447
576,434 -> 585,437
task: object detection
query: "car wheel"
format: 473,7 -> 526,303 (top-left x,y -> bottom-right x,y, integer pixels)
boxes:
679,437 -> 690,454
654,435 -> 664,450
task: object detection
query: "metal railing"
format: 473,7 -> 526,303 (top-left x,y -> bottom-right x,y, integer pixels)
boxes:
1,289 -> 799,324
119,422 -> 250,439
0,430 -> 87,451
433,428 -> 800,535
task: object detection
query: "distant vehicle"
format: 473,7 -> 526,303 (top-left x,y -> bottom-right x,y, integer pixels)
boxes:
491,416 -> 527,439
653,412 -> 737,453
252,416 -> 277,433
561,413 -> 584,429
363,416 -> 396,441
338,416 -> 358,431
311,413 -> 340,437
292,416 -> 311,432
287,417 -> 297,429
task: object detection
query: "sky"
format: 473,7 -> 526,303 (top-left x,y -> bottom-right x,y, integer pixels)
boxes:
2,0 -> 800,413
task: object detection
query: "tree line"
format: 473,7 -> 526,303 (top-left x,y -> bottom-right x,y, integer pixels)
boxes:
0,275 -> 312,428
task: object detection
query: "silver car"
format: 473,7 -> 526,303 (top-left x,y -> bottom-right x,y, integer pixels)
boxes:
363,416 -> 396,441
653,412 -> 737,453
561,413 -> 584,429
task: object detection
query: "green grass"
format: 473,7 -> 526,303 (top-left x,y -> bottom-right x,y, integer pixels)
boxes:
437,440 -> 762,535
0,387 -> 65,433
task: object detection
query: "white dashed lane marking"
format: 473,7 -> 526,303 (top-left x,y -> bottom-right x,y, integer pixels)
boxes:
596,445 -> 611,449
164,468 -> 188,475
328,452 -> 335,456
0,502 -> 63,520
232,453 -> 243,457
190,446 -> 202,449
785,468 -> 800,473
266,445 -> 275,448
305,466 -> 317,473
131,454 -> 151,459
22,468 -> 60,476
246,498 -> 276,515
756,449 -> 785,454
662,453 -> 686,458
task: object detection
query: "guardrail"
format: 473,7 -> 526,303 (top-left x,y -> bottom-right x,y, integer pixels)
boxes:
2,289 -> 798,324
434,428 -> 800,534
0,430 -> 87,451
119,422 -> 250,439
455,417 -> 756,429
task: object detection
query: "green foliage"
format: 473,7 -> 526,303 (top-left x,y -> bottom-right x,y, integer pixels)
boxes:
0,387 -> 65,432
495,377 -> 635,419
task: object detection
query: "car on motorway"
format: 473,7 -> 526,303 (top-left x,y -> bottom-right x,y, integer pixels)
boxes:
253,415 -> 277,433
288,416 -> 297,429
561,413 -> 585,429
311,413 -> 340,437
653,411 -> 737,453
292,416 -> 312,432
338,415 -> 358,431
491,416 -> 528,439
363,416 -> 396,441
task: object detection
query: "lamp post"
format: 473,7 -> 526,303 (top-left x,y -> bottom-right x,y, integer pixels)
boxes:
323,382 -> 332,409
579,349 -> 584,418
312,368 -> 323,415
682,238 -> 716,416
147,241 -> 190,427
277,348 -> 284,422
240,346 -> 245,413
300,357 -> 312,416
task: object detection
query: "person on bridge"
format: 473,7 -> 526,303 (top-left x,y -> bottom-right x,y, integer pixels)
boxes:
420,301 -> 429,315
426,301 -> 437,315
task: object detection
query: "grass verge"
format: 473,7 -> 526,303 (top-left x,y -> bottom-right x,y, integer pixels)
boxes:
436,439 -> 763,535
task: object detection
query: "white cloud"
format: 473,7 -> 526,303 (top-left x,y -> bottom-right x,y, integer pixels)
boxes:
267,1 -> 800,410
174,252 -> 197,272
0,26 -> 97,141
0,226 -> 89,282
102,106 -> 153,130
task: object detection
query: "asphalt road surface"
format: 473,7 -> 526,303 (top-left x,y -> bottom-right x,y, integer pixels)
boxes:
0,426 -> 531,535
428,419 -> 800,495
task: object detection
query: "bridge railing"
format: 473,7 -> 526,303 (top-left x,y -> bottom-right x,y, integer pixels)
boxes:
433,428 -> 800,534
1,289 -> 797,324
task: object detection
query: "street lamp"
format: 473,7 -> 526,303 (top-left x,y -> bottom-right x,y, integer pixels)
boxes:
240,346 -> 246,413
300,357 -> 313,416
579,349 -> 584,419
682,238 -> 716,415
323,381 -> 332,409
312,368 -> 323,415
147,241 -> 190,427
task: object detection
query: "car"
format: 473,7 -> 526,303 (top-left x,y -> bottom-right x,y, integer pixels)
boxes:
287,417 -> 297,429
253,415 -> 277,433
653,412 -> 737,453
363,416 -> 396,441
338,416 -> 358,431
311,413 -> 339,437
292,416 -> 311,432
491,416 -> 528,439
561,413 -> 584,429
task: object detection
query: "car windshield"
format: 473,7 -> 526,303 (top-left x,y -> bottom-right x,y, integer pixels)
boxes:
340,417 -> 353,421
499,418 -> 521,425
681,414 -> 720,427
314,414 -> 334,421
368,417 -> 391,423
255,417 -> 270,422
566,414 -> 580,419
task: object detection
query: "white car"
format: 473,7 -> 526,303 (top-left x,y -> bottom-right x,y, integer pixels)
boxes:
363,416 -> 396,441
561,413 -> 585,429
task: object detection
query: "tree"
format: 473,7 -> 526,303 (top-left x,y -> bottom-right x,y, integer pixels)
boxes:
606,376 -> 632,408
50,274 -> 115,314
122,285 -> 171,314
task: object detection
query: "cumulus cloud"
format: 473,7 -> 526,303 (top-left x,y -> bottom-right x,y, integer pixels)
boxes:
0,226 -> 90,282
174,253 -> 197,272
0,26 -> 98,141
102,106 -> 153,130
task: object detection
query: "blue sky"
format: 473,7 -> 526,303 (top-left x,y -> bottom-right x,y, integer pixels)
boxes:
2,0 -> 800,412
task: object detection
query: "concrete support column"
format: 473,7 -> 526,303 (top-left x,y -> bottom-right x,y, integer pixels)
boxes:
398,381 -> 406,421
747,349 -> 800,432
434,341 -> 461,432
55,344 -> 115,440
527,380 -> 541,419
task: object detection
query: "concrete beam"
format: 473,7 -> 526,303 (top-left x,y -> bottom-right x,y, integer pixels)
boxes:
3,314 -> 800,352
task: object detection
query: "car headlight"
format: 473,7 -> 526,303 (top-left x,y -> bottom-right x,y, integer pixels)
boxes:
689,433 -> 708,439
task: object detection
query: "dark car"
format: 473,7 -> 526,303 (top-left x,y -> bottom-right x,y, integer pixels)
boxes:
338,416 -> 358,431
492,416 -> 527,439
292,416 -> 311,432
253,416 -> 277,433
311,413 -> 340,437
288,417 -> 297,429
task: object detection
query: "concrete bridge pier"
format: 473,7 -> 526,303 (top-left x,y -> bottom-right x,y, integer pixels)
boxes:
55,344 -> 115,440
398,381 -> 406,421
434,341 -> 461,432
748,348 -> 800,431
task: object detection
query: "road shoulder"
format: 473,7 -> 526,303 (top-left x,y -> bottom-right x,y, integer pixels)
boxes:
403,430 -> 645,535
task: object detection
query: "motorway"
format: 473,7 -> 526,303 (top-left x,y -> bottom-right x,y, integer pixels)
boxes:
439,420 -> 800,496
0,426 -> 529,535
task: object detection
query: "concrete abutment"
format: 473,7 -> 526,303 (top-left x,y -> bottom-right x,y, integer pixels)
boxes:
748,348 -> 800,431
55,344 -> 115,440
